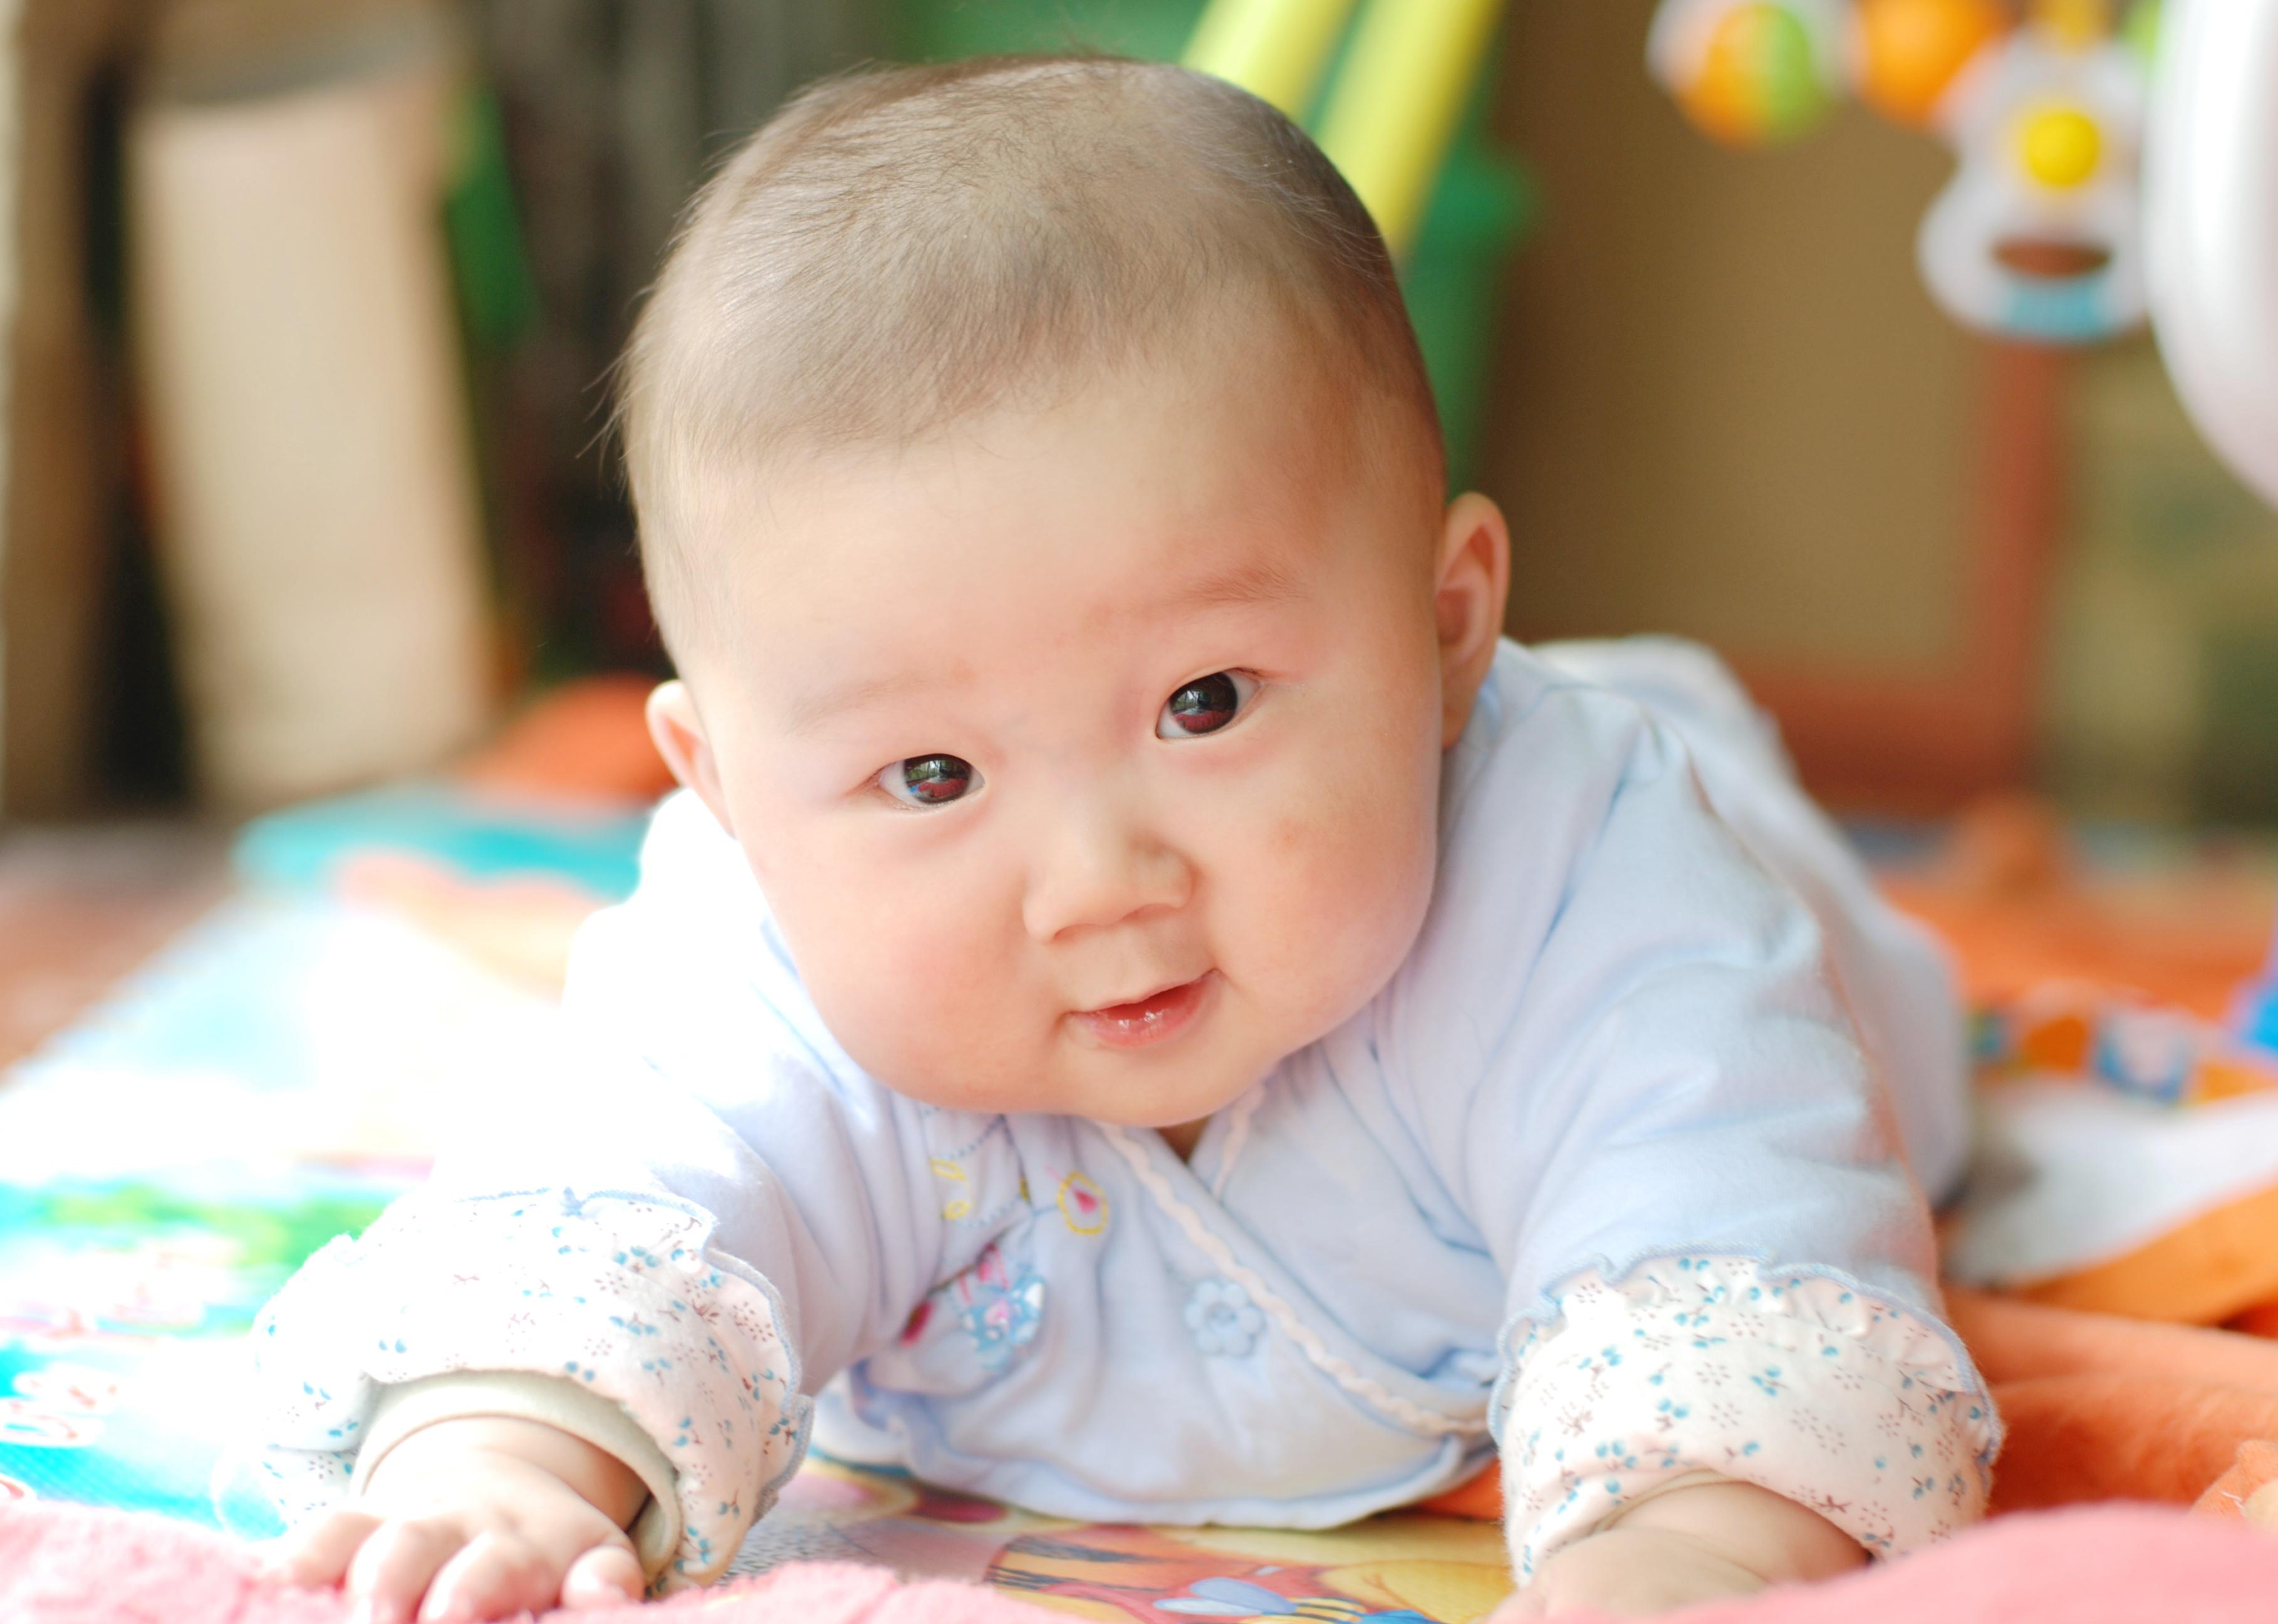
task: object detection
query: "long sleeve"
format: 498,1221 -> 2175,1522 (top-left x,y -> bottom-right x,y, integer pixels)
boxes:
1377,652 -> 1997,1577
245,794 -> 989,1587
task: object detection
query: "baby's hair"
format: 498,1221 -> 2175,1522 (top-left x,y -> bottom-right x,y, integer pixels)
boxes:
618,55 -> 1443,655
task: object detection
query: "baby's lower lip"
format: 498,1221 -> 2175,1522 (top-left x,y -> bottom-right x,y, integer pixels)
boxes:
1069,974 -> 1215,1051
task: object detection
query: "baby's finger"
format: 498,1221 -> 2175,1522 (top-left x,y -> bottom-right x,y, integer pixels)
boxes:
344,1516 -> 469,1624
559,1541 -> 646,1610
416,1530 -> 558,1624
258,1509 -> 383,1587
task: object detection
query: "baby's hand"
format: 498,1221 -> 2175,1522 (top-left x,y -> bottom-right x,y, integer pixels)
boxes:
1492,1479 -> 1866,1618
1492,1524 -> 1772,1616
261,1415 -> 650,1623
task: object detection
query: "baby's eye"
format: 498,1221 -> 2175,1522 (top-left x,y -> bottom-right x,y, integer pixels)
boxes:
878,754 -> 980,808
1157,672 -> 1257,739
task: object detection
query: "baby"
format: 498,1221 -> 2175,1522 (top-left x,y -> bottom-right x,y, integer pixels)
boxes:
251,56 -> 1997,1623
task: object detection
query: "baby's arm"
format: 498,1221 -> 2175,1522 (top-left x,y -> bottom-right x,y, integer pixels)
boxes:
1382,689 -> 1995,1613
1500,1477 -> 1865,1617
267,1415 -> 648,1623
248,799 -> 969,1601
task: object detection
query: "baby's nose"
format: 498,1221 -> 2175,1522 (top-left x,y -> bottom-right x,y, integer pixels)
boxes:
1021,808 -> 1193,942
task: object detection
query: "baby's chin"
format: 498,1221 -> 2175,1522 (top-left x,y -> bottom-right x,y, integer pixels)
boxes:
874,1031 -> 1276,1127
887,1067 -> 1263,1129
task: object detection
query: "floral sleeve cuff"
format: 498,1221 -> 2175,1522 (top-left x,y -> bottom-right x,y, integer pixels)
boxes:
247,1188 -> 812,1590
1490,1255 -> 1999,1580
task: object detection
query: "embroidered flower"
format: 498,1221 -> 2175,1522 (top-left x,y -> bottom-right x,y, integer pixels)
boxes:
954,1244 -> 1044,1370
1185,1278 -> 1265,1358
1056,1171 -> 1109,1235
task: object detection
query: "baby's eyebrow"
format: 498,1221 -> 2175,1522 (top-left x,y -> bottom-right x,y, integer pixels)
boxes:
786,668 -> 933,734
1165,555 -> 1311,613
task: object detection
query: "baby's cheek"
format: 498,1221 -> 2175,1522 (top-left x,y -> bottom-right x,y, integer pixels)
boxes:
1246,793 -> 1435,1018
823,909 -> 1029,1095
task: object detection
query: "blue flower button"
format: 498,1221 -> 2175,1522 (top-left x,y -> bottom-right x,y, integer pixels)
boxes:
1185,1278 -> 1264,1357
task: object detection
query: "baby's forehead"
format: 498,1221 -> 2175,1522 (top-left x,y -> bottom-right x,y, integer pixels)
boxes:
759,323 -> 1401,517
672,367 -> 1423,667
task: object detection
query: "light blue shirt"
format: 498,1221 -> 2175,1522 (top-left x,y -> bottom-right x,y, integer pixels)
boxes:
254,639 -> 1982,1572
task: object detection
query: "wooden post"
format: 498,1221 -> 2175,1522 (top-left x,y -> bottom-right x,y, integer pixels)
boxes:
0,0 -> 130,817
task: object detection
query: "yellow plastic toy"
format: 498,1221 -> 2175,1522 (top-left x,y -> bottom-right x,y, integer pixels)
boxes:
1314,0 -> 1509,253
1185,0 -> 1512,258
1651,0 -> 2161,343
1182,0 -> 1362,118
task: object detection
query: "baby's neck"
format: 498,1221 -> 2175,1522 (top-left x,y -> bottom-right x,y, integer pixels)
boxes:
1158,1118 -> 1208,1160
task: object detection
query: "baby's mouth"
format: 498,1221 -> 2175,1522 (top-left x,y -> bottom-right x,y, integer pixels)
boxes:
1068,973 -> 1216,1051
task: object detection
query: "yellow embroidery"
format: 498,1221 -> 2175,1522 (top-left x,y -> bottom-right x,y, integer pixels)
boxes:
931,1158 -> 973,1221
1056,1171 -> 1108,1236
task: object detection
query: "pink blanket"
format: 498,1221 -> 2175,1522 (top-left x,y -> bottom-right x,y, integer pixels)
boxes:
6,1499 -> 2276,1624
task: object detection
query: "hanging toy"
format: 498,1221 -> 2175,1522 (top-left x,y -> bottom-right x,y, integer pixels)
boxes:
1854,0 -> 2011,126
1650,0 -> 2161,345
1647,0 -> 1851,145
1917,0 -> 2150,341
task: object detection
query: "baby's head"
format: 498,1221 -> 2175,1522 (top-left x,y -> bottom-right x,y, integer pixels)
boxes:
623,56 -> 1510,1140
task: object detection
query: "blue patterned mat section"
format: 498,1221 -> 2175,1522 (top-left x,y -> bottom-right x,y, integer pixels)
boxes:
0,891 -> 576,1533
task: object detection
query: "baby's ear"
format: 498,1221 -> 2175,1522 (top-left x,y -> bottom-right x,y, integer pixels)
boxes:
1433,492 -> 1512,749
646,680 -> 736,836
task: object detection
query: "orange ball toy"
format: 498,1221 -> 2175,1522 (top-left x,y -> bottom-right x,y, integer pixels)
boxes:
1856,0 -> 2010,127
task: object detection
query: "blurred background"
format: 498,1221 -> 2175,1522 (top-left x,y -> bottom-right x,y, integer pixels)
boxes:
0,0 -> 2270,835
